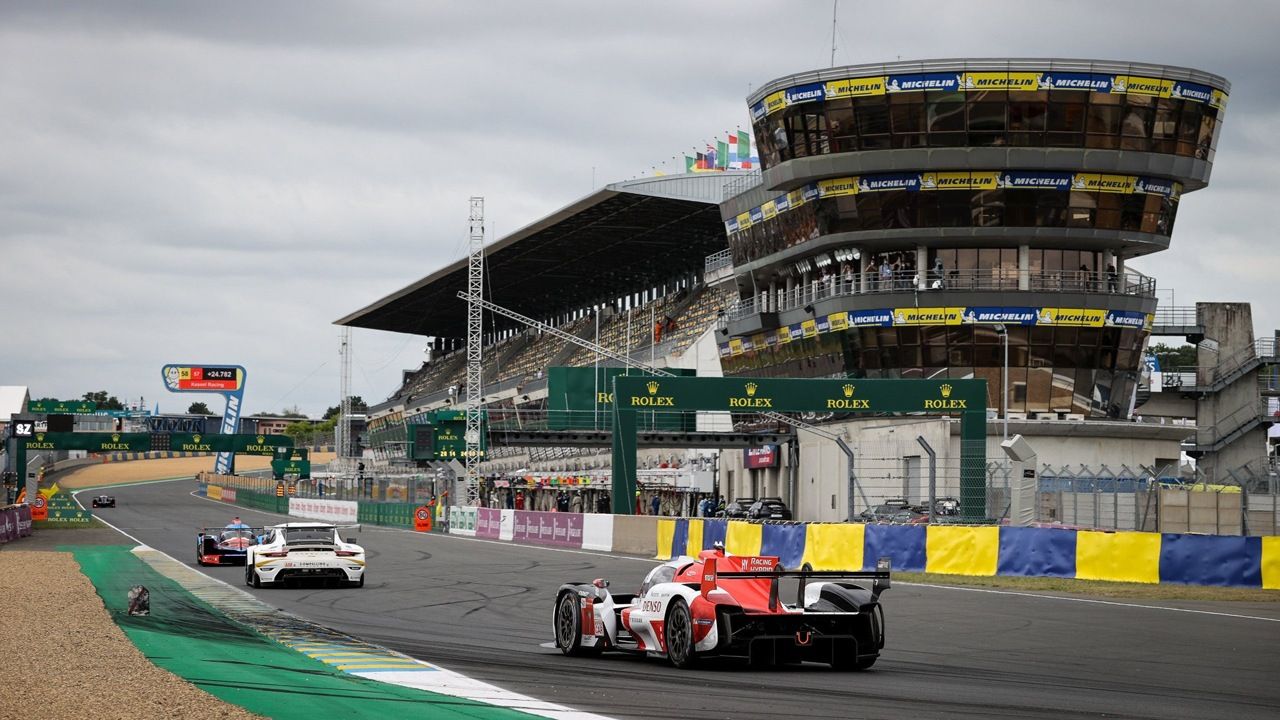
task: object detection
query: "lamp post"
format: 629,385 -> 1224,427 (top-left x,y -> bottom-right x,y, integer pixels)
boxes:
994,323 -> 1009,441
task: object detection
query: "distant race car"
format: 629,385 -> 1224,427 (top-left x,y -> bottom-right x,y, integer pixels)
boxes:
196,527 -> 261,566
553,546 -> 890,670
244,522 -> 365,588
90,495 -> 116,508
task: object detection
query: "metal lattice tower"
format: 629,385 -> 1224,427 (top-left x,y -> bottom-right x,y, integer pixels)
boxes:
463,197 -> 485,505
337,327 -> 353,472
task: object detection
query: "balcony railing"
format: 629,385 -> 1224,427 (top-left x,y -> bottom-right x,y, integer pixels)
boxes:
727,269 -> 1154,321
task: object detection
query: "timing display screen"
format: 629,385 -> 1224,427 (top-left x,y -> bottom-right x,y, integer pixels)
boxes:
163,365 -> 244,392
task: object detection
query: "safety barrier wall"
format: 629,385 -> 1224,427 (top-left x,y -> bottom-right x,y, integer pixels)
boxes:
289,498 -> 358,525
0,504 -> 34,544
655,518 -> 1280,589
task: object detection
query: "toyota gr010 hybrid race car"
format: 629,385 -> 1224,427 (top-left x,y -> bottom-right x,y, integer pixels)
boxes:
196,527 -> 262,566
553,547 -> 890,670
244,523 -> 365,588
91,495 -> 116,508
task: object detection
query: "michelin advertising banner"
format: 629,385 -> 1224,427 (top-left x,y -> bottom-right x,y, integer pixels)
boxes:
751,69 -> 1228,119
722,307 -> 1154,357
726,170 -> 1180,238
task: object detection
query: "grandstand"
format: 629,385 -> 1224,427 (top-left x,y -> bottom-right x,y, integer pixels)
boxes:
338,173 -> 749,501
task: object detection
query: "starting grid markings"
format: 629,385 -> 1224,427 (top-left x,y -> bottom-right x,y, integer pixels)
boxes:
132,547 -> 438,674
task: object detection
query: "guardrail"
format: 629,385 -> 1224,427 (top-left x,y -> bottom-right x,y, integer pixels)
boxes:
1153,305 -> 1199,327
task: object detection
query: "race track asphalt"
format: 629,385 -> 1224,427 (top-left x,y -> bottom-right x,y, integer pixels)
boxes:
83,479 -> 1280,720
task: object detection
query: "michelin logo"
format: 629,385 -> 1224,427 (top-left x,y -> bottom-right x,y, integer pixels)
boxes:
963,309 -> 1035,324
1039,74 -> 1112,91
998,173 -> 1072,190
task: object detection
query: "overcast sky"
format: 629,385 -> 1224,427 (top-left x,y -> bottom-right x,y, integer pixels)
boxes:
2,1 -> 1277,417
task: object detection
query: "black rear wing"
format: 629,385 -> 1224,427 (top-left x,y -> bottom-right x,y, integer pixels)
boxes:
198,527 -> 265,536
704,557 -> 892,608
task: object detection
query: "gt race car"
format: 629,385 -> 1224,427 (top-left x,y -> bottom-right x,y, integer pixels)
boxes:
91,495 -> 116,508
244,523 -> 365,588
196,527 -> 262,566
554,547 -> 890,670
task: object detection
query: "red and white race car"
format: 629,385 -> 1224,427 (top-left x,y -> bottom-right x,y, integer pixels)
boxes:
553,546 -> 890,669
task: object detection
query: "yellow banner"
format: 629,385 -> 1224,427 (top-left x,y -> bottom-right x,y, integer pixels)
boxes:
751,333 -> 767,348
761,200 -> 777,220
735,211 -> 752,229
826,76 -> 886,99
777,328 -> 791,344
1037,308 -> 1105,327
892,307 -> 964,326
1115,75 -> 1173,98
961,72 -> 1040,92
787,188 -> 807,209
817,177 -> 859,198
1211,89 -> 1229,111
764,90 -> 787,115
1144,313 -> 1155,331
922,172 -> 998,191
1072,173 -> 1136,194
828,312 -> 849,331
801,319 -> 818,337
728,338 -> 744,356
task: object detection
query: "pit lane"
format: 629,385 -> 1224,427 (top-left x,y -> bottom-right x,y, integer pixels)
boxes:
85,478 -> 1280,720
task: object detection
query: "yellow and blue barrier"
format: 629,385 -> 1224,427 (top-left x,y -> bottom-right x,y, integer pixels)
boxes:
658,518 -> 1280,589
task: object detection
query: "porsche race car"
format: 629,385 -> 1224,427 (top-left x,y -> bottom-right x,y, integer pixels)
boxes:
91,495 -> 116,508
244,523 -> 365,588
553,546 -> 890,669
196,527 -> 261,566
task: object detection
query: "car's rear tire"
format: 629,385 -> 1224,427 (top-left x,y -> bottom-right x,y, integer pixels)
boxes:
244,565 -> 253,586
355,573 -> 365,588
664,598 -> 697,669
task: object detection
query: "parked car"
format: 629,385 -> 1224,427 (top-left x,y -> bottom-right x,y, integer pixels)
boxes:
857,499 -> 911,522
721,498 -> 755,519
747,497 -> 792,520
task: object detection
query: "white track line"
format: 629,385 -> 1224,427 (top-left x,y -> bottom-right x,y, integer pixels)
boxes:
897,581 -> 1280,623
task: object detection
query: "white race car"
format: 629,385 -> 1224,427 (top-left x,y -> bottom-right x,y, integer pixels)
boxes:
244,522 -> 365,588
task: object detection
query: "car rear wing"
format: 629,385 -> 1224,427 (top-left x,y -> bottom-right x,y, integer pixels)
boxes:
701,556 -> 893,608
199,527 -> 266,534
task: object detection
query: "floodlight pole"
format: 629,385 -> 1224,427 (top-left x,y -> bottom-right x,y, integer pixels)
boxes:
463,198 -> 485,506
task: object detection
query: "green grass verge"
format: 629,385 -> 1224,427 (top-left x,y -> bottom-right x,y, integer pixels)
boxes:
896,571 -> 1280,602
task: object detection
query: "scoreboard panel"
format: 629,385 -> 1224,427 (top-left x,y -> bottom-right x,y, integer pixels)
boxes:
162,364 -> 245,392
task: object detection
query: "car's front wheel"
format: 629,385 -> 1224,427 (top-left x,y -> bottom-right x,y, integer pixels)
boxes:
664,598 -> 697,669
554,591 -> 597,656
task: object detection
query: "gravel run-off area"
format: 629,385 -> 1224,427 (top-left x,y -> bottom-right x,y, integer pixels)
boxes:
0,548 -> 261,720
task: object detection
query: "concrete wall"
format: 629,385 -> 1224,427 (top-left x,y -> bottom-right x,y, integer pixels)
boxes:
1195,302 -> 1267,479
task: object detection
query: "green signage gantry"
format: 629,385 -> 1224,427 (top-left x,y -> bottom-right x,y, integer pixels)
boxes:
12,432 -> 295,498
407,409 -> 487,461
609,376 -> 987,519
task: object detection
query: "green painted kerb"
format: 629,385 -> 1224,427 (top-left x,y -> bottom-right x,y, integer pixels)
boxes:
70,545 -> 536,720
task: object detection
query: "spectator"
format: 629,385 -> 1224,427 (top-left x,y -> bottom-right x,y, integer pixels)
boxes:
596,492 -> 611,514
570,492 -> 583,514
879,258 -> 892,290
514,491 -> 525,511
653,320 -> 663,343
1107,263 -> 1120,293
650,494 -> 661,516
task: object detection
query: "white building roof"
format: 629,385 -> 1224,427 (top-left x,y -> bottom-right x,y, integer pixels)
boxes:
0,386 -> 30,420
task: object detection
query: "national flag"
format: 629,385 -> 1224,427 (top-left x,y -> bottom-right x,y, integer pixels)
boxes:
685,155 -> 695,173
738,130 -> 752,168
695,152 -> 707,170
704,145 -> 717,170
716,140 -> 729,169
728,133 -> 739,168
